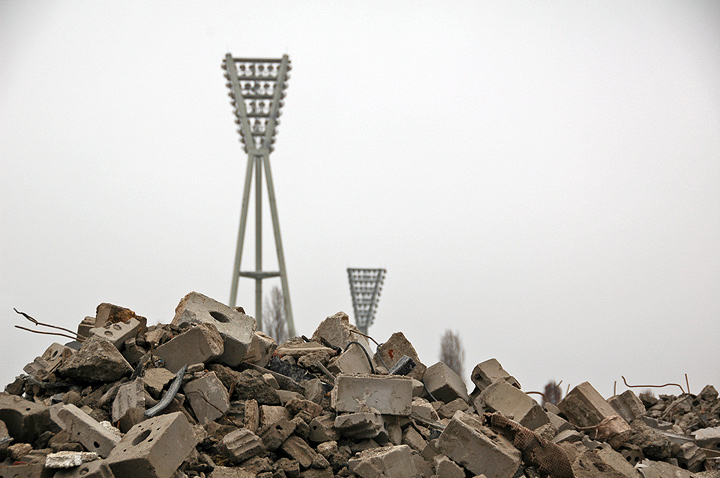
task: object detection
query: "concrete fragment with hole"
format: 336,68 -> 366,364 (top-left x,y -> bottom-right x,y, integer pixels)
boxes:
106,411 -> 197,478
57,404 -> 121,458
171,291 -> 255,367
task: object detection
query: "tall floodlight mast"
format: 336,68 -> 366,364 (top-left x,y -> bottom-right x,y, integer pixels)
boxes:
347,268 -> 386,335
223,53 -> 295,336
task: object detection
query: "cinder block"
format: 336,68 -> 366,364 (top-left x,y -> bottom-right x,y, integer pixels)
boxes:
332,374 -> 413,416
559,381 -> 620,428
328,344 -> 373,375
90,318 -> 141,349
308,415 -> 340,443
374,332 -> 426,381
243,331 -> 277,368
423,362 -> 469,404
106,411 -> 197,478
53,460 -> 115,477
348,444 -> 418,478
0,392 -> 60,443
478,380 -> 550,430
183,372 -> 230,425
259,416 -> 296,450
437,411 -> 521,478
335,412 -> 386,439
58,404 -> 121,458
280,435 -> 318,469
154,323 -> 224,373
470,358 -> 521,392
218,428 -> 265,464
112,379 -> 146,424
171,291 -> 255,367
608,390 -> 645,423
23,342 -> 74,381
0,462 -> 54,478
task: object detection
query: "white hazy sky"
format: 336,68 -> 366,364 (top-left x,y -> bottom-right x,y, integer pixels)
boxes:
1,1 -> 719,398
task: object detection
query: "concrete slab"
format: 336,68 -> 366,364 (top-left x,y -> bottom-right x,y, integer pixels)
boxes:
332,374 -> 413,416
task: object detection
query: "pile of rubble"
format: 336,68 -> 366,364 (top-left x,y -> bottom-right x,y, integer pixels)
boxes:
2,291 -> 720,478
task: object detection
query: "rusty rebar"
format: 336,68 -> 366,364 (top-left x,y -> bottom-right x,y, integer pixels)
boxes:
621,375 -> 685,395
13,308 -> 82,341
14,325 -> 79,342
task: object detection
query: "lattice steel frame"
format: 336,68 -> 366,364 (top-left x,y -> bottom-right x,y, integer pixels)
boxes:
223,53 -> 295,336
347,268 -> 386,334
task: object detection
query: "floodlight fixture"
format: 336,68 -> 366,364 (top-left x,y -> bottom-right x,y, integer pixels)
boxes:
347,268 -> 386,335
224,53 -> 295,336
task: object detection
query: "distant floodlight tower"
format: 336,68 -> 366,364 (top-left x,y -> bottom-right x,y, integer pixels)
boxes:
347,268 -> 386,335
223,53 -> 295,336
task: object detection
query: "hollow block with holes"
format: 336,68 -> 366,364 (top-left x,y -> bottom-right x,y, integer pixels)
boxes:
171,292 -> 255,367
23,342 -> 74,381
106,411 -> 197,478
0,392 -> 60,444
57,404 -> 120,458
154,322 -> 223,373
89,318 -> 141,350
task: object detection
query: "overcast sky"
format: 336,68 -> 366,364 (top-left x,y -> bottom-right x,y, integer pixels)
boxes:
1,1 -> 719,398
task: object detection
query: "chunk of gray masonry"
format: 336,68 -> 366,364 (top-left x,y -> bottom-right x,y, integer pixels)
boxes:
311,312 -> 372,355
280,435 -> 318,469
58,404 -> 120,458
154,322 -> 224,373
559,381 -> 621,428
423,362 -> 469,403
374,332 -> 426,381
348,444 -> 418,478
23,342 -> 74,381
171,291 -> 255,367
57,335 -> 133,383
608,390 -> 646,423
106,411 -> 197,478
437,411 -> 521,478
478,380 -> 550,430
89,318 -> 141,350
470,358 -> 521,392
328,344 -> 373,375
0,392 -> 61,443
335,412 -> 386,439
112,379 -> 145,424
183,371 -> 230,424
219,428 -> 265,464
332,374 -> 413,416
53,460 -> 115,478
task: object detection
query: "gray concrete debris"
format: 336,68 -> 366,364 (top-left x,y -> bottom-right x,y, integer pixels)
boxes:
171,291 -> 255,367
6,292 -> 720,478
154,322 -> 224,373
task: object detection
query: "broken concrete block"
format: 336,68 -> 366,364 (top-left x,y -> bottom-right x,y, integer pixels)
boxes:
208,467 -> 255,478
348,444 -> 418,478
171,291 -> 255,367
328,343 -> 373,375
53,460 -> 115,478
401,425 -> 427,452
311,311 -> 371,352
90,318 -> 141,350
285,397 -> 323,422
23,342 -> 74,381
335,412 -> 386,439
0,392 -> 60,444
608,390 -> 646,424
260,404 -> 290,429
276,341 -> 336,359
332,374 -> 413,416
694,426 -> 720,448
374,332 -> 426,381
218,428 -> 265,464
122,338 -> 146,366
106,411 -> 197,478
423,362 -> 469,404
280,435 -> 317,469
95,302 -> 138,328
635,459 -> 694,478
558,381 -> 621,428
433,454 -> 465,478
478,380 -> 550,430
437,411 -> 521,478
58,404 -> 121,458
572,447 -> 637,478
45,450 -> 99,468
437,397 -> 470,420
112,379 -> 146,424
77,316 -> 96,340
243,399 -> 260,433
303,378 -> 325,404
243,331 -> 277,368
183,371 -> 230,425
0,462 -> 53,478
308,415 -> 340,443
142,367 -> 175,399
259,416 -> 296,450
57,335 -> 133,383
470,358 -> 521,392
154,323 -> 224,373
411,397 -> 440,424
676,442 -> 706,472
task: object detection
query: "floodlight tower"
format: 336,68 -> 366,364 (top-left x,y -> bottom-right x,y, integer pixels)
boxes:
223,53 -> 295,336
347,268 -> 386,335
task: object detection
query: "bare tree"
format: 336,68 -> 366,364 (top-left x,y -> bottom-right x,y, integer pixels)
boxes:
542,380 -> 562,406
263,285 -> 288,343
439,330 -> 465,378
